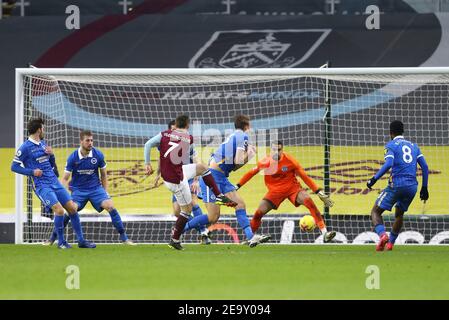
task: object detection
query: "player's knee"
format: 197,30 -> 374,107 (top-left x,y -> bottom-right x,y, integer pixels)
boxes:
208,215 -> 219,224
181,203 -> 193,214
53,207 -> 65,215
235,201 -> 246,210
101,200 -> 114,212
301,196 -> 313,207
66,202 -> 78,214
371,205 -> 382,216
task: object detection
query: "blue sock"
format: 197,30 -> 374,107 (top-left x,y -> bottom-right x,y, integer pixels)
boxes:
374,224 -> 386,236
109,209 -> 127,241
51,214 -> 70,242
69,213 -> 85,242
54,215 -> 65,246
236,209 -> 253,240
63,213 -> 70,227
192,205 -> 207,234
184,214 -> 209,233
389,231 -> 399,244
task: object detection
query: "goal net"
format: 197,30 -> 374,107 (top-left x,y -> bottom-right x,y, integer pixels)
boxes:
15,68 -> 449,245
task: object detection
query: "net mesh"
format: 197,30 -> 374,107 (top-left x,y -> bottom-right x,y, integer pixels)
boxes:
18,71 -> 449,244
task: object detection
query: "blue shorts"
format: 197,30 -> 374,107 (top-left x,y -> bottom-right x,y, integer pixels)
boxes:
171,178 -> 195,203
199,169 -> 236,203
72,187 -> 111,212
35,181 -> 72,208
375,185 -> 417,212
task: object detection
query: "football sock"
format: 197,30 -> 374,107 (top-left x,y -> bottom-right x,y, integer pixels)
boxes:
63,213 -> 70,227
50,213 -> 70,241
374,224 -> 386,236
192,204 -> 207,233
109,208 -> 127,240
236,209 -> 253,240
54,215 -> 65,246
184,214 -> 209,233
69,212 -> 85,242
389,231 -> 399,244
172,212 -> 190,240
250,209 -> 264,233
201,170 -> 222,196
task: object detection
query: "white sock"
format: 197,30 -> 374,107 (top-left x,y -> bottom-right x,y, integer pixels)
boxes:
320,227 -> 328,235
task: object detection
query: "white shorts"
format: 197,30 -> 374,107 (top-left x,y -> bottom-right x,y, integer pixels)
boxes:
163,164 -> 197,206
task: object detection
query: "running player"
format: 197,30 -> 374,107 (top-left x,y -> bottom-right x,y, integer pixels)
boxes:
144,115 -> 236,250
367,120 -> 429,251
236,140 -> 336,242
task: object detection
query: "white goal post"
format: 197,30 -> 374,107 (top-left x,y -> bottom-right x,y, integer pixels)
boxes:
14,67 -> 449,245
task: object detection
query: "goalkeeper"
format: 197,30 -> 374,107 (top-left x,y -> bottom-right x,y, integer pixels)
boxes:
236,141 -> 336,243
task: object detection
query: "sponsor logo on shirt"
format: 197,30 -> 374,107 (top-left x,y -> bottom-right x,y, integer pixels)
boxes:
77,169 -> 95,175
36,155 -> 50,163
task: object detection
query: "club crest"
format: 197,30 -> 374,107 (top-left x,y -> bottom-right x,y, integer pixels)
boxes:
189,29 -> 331,68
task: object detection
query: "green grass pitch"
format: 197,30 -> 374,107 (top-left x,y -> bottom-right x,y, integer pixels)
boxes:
1,244 -> 449,300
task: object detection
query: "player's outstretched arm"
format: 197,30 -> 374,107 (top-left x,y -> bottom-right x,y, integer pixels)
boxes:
236,165 -> 260,190
292,156 -> 334,207
417,155 -> 429,202
367,156 -> 393,189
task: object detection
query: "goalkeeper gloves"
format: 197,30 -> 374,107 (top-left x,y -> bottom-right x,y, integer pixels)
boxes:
366,176 -> 377,189
316,190 -> 334,208
420,186 -> 429,203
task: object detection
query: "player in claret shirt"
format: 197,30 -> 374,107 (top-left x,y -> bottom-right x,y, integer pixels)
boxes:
11,118 -> 95,249
183,115 -> 271,248
367,120 -> 429,251
236,140 -> 336,243
45,130 -> 134,246
145,115 -> 237,250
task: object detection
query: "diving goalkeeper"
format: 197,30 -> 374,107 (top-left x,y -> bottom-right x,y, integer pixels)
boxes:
236,141 -> 337,243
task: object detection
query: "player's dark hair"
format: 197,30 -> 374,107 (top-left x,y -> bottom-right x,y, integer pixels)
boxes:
175,115 -> 189,129
390,120 -> 404,136
234,115 -> 250,130
272,140 -> 283,147
80,130 -> 93,140
168,120 -> 176,129
27,118 -> 44,135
